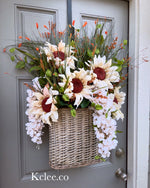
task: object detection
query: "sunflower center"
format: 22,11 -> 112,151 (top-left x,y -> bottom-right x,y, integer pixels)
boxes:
53,51 -> 65,61
72,78 -> 83,93
93,67 -> 106,80
42,97 -> 52,112
113,97 -> 118,104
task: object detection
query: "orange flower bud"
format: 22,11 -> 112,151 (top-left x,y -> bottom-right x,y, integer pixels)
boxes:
36,22 -> 39,29
18,43 -> 22,47
25,37 -> 30,41
3,48 -> 6,52
72,20 -> 75,26
44,25 -> 49,30
82,21 -> 87,27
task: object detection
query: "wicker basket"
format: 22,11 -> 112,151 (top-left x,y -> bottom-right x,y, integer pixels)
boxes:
49,108 -> 100,169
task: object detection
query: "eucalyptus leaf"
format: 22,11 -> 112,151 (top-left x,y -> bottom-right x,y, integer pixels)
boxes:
95,155 -> 100,160
62,94 -> 69,101
95,104 -> 103,110
115,130 -> 123,134
71,109 -> 76,117
24,56 -> 27,63
46,69 -> 52,77
9,48 -> 15,53
59,87 -> 64,93
123,40 -> 127,45
11,56 -> 15,61
29,66 -> 41,72
16,61 -> 25,69
96,24 -> 101,29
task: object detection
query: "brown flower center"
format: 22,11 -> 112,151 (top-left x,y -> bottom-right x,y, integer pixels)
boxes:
53,51 -> 65,61
113,97 -> 118,104
93,67 -> 106,80
72,78 -> 83,93
42,97 -> 52,112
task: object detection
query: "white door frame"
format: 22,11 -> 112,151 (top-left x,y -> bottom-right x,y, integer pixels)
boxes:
128,0 -> 150,187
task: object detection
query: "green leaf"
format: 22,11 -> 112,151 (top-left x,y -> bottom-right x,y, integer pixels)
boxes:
11,56 -> 15,61
59,87 -> 64,93
62,94 -> 69,101
53,72 -> 58,77
116,65 -> 122,72
29,61 -> 35,65
64,77 -> 69,91
40,70 -> 45,77
70,40 -> 75,47
87,49 -> 93,58
16,48 -> 37,60
123,40 -> 127,46
95,49 -> 100,55
105,108 -> 111,118
56,96 -> 68,107
100,35 -> 104,45
68,104 -> 73,109
38,77 -> 47,88
29,66 -> 41,72
58,66 -> 63,74
93,124 -> 97,128
80,98 -> 91,108
95,104 -> 103,110
95,155 -> 100,160
91,102 -> 95,107
9,48 -> 15,53
24,56 -> 27,63
46,69 -> 52,77
71,109 -> 76,117
100,158 -> 106,162
15,61 -> 25,69
115,130 -> 123,134
96,24 -> 101,29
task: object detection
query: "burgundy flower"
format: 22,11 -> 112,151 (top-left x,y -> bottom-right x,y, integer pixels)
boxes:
42,97 -> 52,112
113,97 -> 118,104
72,78 -> 83,93
53,51 -> 65,61
93,67 -> 106,80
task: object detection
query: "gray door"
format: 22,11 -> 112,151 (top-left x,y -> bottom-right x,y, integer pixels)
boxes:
0,0 -> 128,188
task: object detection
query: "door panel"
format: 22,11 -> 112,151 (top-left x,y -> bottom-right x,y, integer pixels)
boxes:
72,0 -> 128,187
0,0 -> 128,188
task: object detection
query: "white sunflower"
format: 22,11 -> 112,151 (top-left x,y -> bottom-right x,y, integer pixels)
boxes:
89,55 -> 120,89
59,68 -> 92,107
40,40 -> 76,69
26,85 -> 59,125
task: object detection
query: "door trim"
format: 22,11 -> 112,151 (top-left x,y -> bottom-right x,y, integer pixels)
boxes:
128,0 -> 150,187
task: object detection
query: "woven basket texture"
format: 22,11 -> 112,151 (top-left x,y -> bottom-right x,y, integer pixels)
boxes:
49,108 -> 100,169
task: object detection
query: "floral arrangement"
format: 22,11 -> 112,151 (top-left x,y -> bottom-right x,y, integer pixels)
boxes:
5,20 -> 128,159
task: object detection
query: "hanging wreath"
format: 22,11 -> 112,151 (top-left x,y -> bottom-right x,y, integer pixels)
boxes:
4,20 -> 129,167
